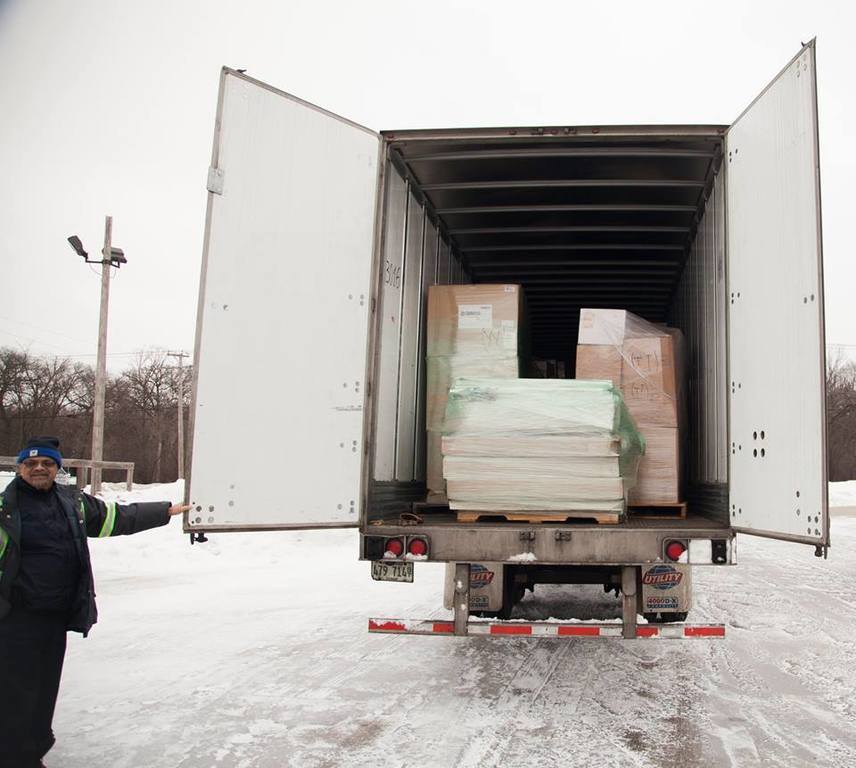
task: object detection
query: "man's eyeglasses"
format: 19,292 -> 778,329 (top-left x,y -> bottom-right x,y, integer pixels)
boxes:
21,458 -> 58,470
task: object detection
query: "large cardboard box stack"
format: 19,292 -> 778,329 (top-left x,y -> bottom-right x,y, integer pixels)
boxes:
426,285 -> 524,500
441,378 -> 644,513
575,309 -> 685,505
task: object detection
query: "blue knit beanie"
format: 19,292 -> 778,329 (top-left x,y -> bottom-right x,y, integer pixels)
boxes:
17,436 -> 63,468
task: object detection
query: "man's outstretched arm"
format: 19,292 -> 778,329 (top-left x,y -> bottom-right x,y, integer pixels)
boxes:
81,494 -> 191,538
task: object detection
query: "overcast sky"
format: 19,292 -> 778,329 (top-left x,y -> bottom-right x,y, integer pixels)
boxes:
1,0 -> 853,369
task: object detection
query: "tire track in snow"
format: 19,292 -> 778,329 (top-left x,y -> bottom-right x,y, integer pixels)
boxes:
453,640 -> 650,768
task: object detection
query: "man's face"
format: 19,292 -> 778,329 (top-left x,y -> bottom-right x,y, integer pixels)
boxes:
19,457 -> 58,490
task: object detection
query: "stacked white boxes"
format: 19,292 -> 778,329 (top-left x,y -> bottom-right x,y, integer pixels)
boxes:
441,378 -> 644,515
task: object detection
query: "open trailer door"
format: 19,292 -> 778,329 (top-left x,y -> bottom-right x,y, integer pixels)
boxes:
726,41 -> 829,550
187,69 -> 381,532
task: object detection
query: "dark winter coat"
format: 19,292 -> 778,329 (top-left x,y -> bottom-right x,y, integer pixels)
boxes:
0,478 -> 170,636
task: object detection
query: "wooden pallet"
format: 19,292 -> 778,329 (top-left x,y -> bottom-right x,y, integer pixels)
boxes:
628,501 -> 687,520
455,510 -> 622,525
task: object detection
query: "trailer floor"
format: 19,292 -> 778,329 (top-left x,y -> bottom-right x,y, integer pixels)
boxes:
54,482 -> 855,768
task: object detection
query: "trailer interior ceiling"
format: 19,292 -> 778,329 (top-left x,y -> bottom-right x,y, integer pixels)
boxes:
387,129 -> 725,361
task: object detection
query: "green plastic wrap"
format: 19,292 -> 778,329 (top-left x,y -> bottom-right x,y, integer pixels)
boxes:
441,378 -> 645,513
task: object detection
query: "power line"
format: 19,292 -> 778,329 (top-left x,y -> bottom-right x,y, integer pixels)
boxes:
0,315 -> 91,345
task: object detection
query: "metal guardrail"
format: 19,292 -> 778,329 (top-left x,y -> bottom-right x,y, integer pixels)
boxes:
0,456 -> 134,491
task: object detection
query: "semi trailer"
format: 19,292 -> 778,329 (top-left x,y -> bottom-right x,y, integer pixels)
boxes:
187,41 -> 828,639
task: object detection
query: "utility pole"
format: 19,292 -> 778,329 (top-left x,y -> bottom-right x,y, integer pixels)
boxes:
90,216 -> 112,494
167,350 -> 189,479
67,217 -> 127,495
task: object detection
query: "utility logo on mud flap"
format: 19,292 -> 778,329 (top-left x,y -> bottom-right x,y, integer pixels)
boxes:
470,564 -> 495,589
642,565 -> 683,590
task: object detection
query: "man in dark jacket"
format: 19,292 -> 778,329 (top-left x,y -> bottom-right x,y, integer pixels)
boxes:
0,436 -> 190,768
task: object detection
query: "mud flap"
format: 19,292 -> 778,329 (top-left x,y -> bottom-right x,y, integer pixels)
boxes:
641,563 -> 692,616
444,562 -> 505,612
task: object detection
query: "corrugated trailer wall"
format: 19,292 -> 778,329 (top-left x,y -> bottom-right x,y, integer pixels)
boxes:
373,162 -> 467,483
395,191 -> 426,480
672,171 -> 728,496
373,166 -> 408,480
413,217 -> 439,480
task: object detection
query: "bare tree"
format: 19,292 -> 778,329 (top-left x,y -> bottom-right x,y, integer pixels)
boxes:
118,351 -> 179,482
827,353 -> 856,481
1,347 -> 194,484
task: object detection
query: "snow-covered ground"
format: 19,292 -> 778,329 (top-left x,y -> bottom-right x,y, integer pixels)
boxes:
45,482 -> 856,767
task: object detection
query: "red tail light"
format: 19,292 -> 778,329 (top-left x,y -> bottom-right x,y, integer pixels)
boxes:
384,538 -> 404,558
407,537 -> 428,557
665,540 -> 687,562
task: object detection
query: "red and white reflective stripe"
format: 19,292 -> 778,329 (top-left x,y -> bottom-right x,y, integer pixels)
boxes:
368,619 -> 725,639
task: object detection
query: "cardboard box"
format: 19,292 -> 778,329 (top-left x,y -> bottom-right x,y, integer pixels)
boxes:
576,311 -> 685,428
427,284 -> 522,358
426,429 -> 446,498
628,427 -> 682,504
619,334 -> 682,427
574,344 -> 622,388
426,285 -> 526,498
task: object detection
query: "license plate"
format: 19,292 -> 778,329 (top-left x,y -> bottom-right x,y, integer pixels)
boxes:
371,560 -> 414,583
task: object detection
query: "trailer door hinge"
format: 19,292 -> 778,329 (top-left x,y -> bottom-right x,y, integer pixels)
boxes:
519,531 -> 535,542
207,167 -> 225,195
554,530 -> 572,542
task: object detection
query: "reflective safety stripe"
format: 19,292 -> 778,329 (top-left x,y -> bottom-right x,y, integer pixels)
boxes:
98,502 -> 117,538
0,495 -> 8,564
368,618 -> 727,639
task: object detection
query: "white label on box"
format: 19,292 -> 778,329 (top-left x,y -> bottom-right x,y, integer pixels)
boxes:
501,319 -> 517,346
458,304 -> 492,329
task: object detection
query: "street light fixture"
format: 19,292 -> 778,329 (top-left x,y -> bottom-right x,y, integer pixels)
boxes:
67,235 -> 88,259
67,235 -> 126,267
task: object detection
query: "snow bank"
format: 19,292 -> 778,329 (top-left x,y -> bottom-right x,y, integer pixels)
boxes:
830,480 -> 856,508
89,479 -> 184,504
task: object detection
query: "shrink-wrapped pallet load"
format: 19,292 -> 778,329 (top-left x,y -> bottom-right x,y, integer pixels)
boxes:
575,309 -> 685,505
425,285 -> 525,501
440,379 -> 644,516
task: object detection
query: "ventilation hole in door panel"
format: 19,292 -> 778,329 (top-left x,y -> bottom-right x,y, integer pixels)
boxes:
760,449 -> 765,457
796,509 -> 800,516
